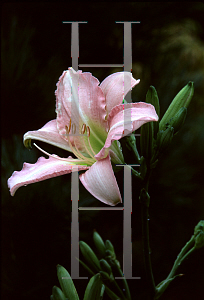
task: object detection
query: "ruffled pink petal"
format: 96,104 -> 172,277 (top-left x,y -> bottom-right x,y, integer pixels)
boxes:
23,120 -> 73,152
79,155 -> 122,206
55,68 -> 108,152
95,102 -> 159,159
8,156 -> 89,196
100,71 -> 140,116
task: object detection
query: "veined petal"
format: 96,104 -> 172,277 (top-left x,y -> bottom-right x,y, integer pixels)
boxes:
79,155 -> 122,206
95,102 -> 158,159
100,71 -> 140,116
23,120 -> 73,152
8,156 -> 89,196
55,68 -> 108,154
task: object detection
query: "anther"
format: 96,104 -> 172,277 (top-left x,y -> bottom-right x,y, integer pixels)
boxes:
86,126 -> 90,137
68,119 -> 72,133
81,124 -> 86,135
72,123 -> 76,134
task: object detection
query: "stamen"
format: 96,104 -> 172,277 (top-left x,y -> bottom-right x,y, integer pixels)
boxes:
81,124 -> 86,134
33,143 -> 86,163
72,135 -> 94,163
72,123 -> 76,134
87,126 -> 90,137
79,124 -> 96,160
86,126 -> 97,157
65,123 -> 94,164
68,119 -> 71,133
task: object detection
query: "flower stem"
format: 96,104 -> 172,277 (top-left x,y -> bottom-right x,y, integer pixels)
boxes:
115,265 -> 132,300
141,198 -> 156,299
111,279 -> 127,300
166,235 -> 195,280
154,235 -> 196,299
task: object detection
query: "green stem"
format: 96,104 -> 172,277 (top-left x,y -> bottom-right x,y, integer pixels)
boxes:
166,235 -> 195,280
125,133 -> 141,163
111,279 -> 127,300
131,142 -> 141,163
154,236 -> 196,299
131,167 -> 143,180
116,266 -> 132,300
132,166 -> 156,299
141,199 -> 156,299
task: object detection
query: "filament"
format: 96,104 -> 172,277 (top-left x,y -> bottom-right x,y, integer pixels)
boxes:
80,124 -> 97,160
86,126 -> 97,157
33,143 -> 86,164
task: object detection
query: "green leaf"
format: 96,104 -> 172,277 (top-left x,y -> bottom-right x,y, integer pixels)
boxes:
57,265 -> 79,300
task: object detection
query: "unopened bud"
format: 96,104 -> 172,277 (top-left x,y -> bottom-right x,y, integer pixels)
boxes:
160,82 -> 194,130
79,241 -> 101,272
99,270 -> 110,281
105,240 -> 116,260
83,274 -> 103,300
140,86 -> 160,161
167,107 -> 187,134
93,231 -> 106,258
146,86 -> 160,138
100,259 -> 112,275
156,126 -> 174,153
57,265 -> 79,300
194,220 -> 204,249
52,286 -> 66,300
140,121 -> 154,161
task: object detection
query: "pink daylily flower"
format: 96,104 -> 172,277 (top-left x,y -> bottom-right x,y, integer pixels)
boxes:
8,68 -> 158,206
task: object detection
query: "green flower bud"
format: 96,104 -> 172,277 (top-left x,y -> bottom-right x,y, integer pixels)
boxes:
52,286 -> 67,300
100,259 -> 112,275
105,251 -> 116,267
140,121 -> 154,161
83,273 -> 103,300
140,86 -> 160,161
167,107 -> 187,134
99,270 -> 111,281
146,86 -> 160,119
194,220 -> 204,249
105,240 -> 115,253
156,126 -> 174,153
114,259 -> 121,270
159,81 -> 194,130
57,265 -> 79,300
79,241 -> 101,272
93,231 -> 106,258
146,86 -> 160,138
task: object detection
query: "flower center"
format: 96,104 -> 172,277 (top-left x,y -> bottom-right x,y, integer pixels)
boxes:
33,120 -> 97,167
64,119 -> 97,164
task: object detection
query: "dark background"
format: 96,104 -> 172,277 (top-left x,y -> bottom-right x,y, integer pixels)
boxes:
1,2 -> 204,300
